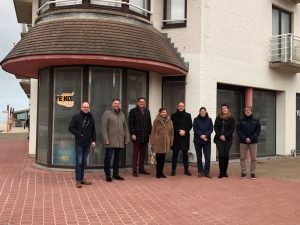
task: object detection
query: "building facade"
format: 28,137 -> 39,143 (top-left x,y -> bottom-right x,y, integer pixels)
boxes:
1,0 -> 300,168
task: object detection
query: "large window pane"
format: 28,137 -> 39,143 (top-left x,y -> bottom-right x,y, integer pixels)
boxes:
90,0 -> 122,7
55,0 -> 82,7
37,69 -> 49,164
89,68 -> 121,166
253,90 -> 276,156
217,88 -> 243,159
129,0 -> 149,16
126,70 -> 147,165
52,67 -> 82,166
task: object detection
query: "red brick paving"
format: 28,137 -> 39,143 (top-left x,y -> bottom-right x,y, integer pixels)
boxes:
0,139 -> 300,225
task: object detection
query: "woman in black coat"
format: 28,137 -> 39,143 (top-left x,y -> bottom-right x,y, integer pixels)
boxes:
193,107 -> 213,178
214,104 -> 235,178
171,102 -> 192,176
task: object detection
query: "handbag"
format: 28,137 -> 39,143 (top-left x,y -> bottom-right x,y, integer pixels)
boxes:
148,147 -> 156,165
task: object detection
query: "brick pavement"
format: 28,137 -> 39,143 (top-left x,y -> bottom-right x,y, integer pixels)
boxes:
0,137 -> 300,225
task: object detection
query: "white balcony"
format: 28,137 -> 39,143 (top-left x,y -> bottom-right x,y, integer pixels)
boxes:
269,33 -> 300,72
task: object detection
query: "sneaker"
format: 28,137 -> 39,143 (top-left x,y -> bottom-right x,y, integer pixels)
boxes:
113,175 -> 125,180
184,170 -> 192,176
76,182 -> 82,188
139,170 -> 150,175
251,173 -> 256,180
205,174 -> 212,178
171,171 -> 176,176
106,176 -> 112,182
240,173 -> 247,179
81,178 -> 92,185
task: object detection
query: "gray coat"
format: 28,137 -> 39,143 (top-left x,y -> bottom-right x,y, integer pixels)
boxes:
101,108 -> 129,148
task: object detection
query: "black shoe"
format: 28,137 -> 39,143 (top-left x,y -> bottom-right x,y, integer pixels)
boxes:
113,175 -> 125,180
184,170 -> 192,176
161,174 -> 167,178
241,173 -> 247,179
251,173 -> 256,180
171,171 -> 176,176
205,174 -> 212,178
218,174 -> 223,179
139,170 -> 150,175
156,174 -> 161,178
132,172 -> 138,177
223,174 -> 228,178
106,176 -> 112,182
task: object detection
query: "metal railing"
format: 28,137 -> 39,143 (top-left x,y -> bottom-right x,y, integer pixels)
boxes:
270,33 -> 300,64
36,0 -> 152,15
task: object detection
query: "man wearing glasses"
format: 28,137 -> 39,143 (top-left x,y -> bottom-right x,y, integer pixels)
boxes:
69,102 -> 96,188
236,106 -> 261,180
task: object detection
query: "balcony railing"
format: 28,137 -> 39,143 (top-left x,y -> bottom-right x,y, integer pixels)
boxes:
269,33 -> 300,72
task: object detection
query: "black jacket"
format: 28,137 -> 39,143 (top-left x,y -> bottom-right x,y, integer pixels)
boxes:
171,110 -> 192,150
193,115 -> 213,144
68,111 -> 96,146
236,115 -> 261,144
128,106 -> 152,143
214,115 -> 235,142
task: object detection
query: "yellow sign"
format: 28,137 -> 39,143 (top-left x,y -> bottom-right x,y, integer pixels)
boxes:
56,92 -> 75,108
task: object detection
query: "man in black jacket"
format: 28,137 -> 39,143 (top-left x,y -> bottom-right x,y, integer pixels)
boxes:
129,97 -> 152,177
237,106 -> 261,180
69,102 -> 96,188
171,102 -> 192,176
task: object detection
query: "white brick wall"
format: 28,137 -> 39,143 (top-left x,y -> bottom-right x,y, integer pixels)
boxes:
151,0 -> 300,158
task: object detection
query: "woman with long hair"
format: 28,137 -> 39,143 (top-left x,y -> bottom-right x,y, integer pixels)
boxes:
214,104 -> 235,178
150,107 -> 174,178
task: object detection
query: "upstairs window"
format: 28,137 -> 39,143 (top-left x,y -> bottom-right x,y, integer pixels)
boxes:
129,0 -> 150,17
163,0 -> 187,28
90,0 -> 122,8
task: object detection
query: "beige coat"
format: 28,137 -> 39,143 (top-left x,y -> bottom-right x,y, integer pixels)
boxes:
150,115 -> 174,154
101,108 -> 129,148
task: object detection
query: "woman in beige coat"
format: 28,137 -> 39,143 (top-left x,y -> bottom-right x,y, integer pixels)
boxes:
150,107 -> 174,178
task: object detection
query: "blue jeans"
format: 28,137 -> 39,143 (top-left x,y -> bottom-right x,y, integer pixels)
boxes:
104,148 -> 123,177
194,142 -> 211,175
75,144 -> 90,182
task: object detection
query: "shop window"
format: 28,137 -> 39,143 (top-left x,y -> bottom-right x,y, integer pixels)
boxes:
52,67 -> 83,166
163,0 -> 187,28
88,68 -> 122,166
253,90 -> 276,156
37,69 -> 50,164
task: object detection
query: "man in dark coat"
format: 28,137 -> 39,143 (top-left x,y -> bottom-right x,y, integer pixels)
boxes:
129,97 -> 152,177
69,102 -> 96,188
171,102 -> 192,176
237,106 -> 261,180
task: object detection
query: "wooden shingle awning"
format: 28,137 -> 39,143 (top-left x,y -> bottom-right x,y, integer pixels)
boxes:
1,19 -> 188,78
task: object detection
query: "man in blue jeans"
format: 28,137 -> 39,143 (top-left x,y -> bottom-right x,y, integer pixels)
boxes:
69,102 -> 96,188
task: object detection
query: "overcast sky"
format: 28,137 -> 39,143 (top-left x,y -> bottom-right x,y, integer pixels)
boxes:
0,0 -> 29,123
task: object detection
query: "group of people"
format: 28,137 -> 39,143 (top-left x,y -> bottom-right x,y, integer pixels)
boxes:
68,98 -> 261,188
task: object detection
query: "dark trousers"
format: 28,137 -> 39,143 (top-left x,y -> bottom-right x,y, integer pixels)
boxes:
75,144 -> 90,182
104,148 -> 123,177
215,141 -> 232,176
132,142 -> 147,172
194,142 -> 211,175
171,149 -> 189,172
156,153 -> 166,176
